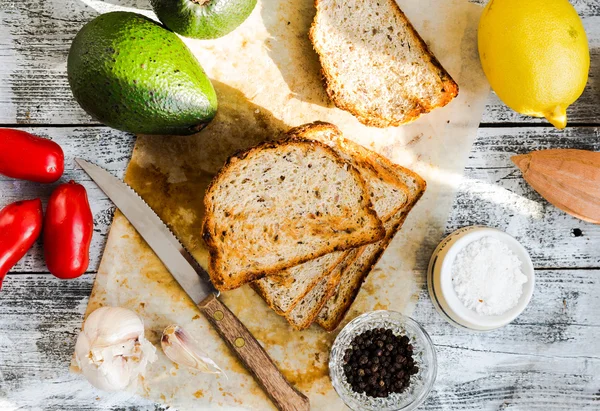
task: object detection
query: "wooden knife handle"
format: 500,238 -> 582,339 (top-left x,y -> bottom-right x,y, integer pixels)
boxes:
198,293 -> 310,411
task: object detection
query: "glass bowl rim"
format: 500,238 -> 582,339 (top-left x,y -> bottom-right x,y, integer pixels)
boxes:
329,310 -> 438,411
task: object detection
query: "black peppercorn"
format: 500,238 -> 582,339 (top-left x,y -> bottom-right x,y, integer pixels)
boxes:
341,328 -> 419,398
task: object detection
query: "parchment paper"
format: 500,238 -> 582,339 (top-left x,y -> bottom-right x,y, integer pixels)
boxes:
73,0 -> 489,409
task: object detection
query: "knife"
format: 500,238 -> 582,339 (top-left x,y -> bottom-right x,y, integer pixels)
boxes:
76,159 -> 310,411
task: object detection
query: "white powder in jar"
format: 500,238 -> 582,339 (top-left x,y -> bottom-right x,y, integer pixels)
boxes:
451,236 -> 528,316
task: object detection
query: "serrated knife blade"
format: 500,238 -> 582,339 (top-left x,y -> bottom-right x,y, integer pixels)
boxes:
75,158 -> 216,302
76,158 -> 310,411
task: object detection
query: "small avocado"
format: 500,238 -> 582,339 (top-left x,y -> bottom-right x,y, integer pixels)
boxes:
67,12 -> 217,136
150,0 -> 257,40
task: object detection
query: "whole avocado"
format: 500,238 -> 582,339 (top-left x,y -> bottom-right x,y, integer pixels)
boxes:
150,0 -> 257,39
67,12 -> 217,136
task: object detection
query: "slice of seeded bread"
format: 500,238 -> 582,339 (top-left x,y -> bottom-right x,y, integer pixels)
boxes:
251,251 -> 347,315
316,217 -> 401,331
287,122 -> 409,222
202,137 -> 385,291
310,0 -> 459,127
252,122 -> 409,315
284,248 -> 361,330
317,160 -> 426,331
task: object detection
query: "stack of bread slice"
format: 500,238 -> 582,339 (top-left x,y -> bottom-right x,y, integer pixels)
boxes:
203,122 -> 425,331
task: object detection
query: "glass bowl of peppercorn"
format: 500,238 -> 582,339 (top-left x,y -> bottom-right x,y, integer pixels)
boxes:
329,310 -> 437,411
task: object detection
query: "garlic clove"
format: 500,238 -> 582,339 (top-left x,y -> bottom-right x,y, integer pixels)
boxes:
75,306 -> 157,392
161,325 -> 223,375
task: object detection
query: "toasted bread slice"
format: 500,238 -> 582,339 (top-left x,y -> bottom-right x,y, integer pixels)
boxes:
310,0 -> 459,127
317,161 -> 426,331
252,122 -> 409,320
287,122 -> 409,222
284,248 -> 360,330
203,137 -> 385,291
251,251 -> 346,315
316,216 -> 402,331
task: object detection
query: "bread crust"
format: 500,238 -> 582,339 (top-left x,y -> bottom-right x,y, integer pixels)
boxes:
287,122 -> 410,221
202,136 -> 385,291
316,159 -> 426,331
310,0 -> 459,128
284,247 -> 362,330
251,250 -> 348,315
316,213 -> 407,331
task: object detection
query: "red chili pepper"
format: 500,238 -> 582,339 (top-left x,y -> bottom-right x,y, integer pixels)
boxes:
0,199 -> 44,289
0,129 -> 64,183
44,181 -> 94,279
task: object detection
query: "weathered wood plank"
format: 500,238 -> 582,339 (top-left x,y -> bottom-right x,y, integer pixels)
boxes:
424,346 -> 600,410
446,126 -> 600,268
0,270 -> 597,410
0,0 -> 598,125
412,268 -> 600,410
412,270 -> 600,355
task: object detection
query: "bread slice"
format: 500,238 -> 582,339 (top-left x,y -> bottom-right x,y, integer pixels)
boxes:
251,251 -> 346,315
310,0 -> 459,127
317,160 -> 426,331
252,122 -> 408,318
202,137 -> 385,291
316,216 -> 402,331
286,122 -> 409,222
284,248 -> 360,330
252,122 -> 409,316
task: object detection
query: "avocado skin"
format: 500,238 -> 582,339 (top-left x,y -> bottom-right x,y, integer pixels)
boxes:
151,0 -> 257,40
67,12 -> 217,136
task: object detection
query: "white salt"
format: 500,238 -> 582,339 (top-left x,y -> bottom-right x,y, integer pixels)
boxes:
451,236 -> 528,316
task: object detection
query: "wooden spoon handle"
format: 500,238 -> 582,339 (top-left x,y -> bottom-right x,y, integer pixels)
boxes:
198,293 -> 310,411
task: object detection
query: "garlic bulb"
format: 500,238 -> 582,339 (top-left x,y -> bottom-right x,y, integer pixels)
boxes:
75,306 -> 157,392
161,325 -> 223,374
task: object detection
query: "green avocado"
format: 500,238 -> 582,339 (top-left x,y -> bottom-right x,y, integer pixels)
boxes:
67,12 -> 217,136
150,0 -> 257,40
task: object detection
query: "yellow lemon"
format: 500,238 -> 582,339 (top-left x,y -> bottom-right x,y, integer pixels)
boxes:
478,0 -> 589,128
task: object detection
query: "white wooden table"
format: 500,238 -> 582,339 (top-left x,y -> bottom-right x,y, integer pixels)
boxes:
0,1 -> 599,410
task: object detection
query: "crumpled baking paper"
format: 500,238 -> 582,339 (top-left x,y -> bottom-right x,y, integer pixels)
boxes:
72,0 -> 490,409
